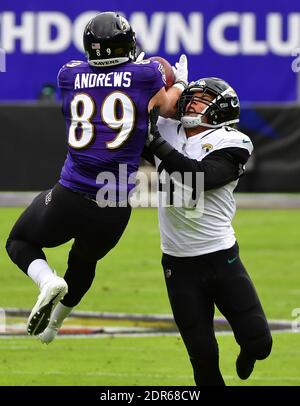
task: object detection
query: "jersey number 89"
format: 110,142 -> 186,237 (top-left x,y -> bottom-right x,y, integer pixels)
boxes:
68,91 -> 135,150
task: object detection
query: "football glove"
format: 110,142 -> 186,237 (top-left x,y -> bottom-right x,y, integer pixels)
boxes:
172,54 -> 188,87
146,107 -> 174,158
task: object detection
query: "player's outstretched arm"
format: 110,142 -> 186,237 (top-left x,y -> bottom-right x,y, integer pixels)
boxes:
148,54 -> 188,118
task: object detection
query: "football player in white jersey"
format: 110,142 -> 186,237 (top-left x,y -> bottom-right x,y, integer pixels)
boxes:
145,77 -> 272,386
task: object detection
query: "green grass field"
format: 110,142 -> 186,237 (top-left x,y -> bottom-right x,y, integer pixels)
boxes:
0,207 -> 299,386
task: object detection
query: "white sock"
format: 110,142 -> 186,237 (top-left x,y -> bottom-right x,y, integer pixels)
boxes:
48,302 -> 73,328
27,259 -> 55,290
39,303 -> 73,344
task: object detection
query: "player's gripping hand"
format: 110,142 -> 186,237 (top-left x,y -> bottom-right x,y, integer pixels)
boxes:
172,54 -> 188,88
147,106 -> 160,146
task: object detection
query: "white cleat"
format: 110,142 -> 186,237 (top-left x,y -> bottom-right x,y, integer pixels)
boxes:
39,324 -> 59,344
26,277 -> 68,336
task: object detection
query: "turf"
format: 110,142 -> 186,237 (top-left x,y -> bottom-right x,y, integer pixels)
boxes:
0,207 -> 299,386
0,208 -> 299,319
0,333 -> 298,386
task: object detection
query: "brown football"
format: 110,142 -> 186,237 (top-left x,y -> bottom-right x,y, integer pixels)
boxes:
149,56 -> 175,89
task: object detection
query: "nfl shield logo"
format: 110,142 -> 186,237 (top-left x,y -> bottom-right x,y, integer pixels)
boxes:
92,43 -> 101,49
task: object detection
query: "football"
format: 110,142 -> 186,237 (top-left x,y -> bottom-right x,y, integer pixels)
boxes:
149,56 -> 175,89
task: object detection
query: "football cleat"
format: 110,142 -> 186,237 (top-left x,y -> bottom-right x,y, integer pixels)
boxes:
236,350 -> 256,380
26,277 -> 68,336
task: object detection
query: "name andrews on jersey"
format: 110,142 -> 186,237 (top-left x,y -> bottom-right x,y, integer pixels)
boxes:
74,72 -> 132,90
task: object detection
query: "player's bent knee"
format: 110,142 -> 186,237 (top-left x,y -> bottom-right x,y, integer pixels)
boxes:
6,238 -> 16,260
255,336 -> 272,360
5,237 -> 46,273
241,335 -> 272,360
245,335 -> 272,360
238,314 -> 272,360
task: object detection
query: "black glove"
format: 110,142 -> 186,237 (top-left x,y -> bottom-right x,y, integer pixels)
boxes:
146,107 -> 174,158
146,106 -> 160,146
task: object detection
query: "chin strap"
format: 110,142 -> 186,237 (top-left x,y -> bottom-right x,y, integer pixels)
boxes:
181,115 -> 239,129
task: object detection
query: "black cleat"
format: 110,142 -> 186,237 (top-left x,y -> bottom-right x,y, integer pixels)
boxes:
236,350 -> 256,380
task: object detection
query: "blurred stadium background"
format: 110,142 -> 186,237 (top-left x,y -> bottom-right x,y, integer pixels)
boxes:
0,0 -> 299,386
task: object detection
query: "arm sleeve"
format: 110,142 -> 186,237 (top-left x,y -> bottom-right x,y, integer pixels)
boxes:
158,147 -> 250,191
141,146 -> 156,166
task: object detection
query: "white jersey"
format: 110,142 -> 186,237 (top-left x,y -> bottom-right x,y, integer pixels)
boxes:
155,117 -> 253,257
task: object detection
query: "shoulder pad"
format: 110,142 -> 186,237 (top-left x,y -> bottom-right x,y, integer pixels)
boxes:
210,127 -> 253,155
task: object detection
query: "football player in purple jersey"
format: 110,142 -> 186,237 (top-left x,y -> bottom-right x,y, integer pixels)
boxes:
6,12 -> 188,343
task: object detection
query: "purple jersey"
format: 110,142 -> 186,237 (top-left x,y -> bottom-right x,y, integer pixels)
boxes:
58,59 -> 165,200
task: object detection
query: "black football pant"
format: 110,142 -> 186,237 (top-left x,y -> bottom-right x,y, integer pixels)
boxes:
6,183 -> 131,307
161,242 -> 272,386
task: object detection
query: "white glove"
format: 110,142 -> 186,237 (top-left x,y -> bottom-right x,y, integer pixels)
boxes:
135,51 -> 145,62
172,54 -> 188,86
